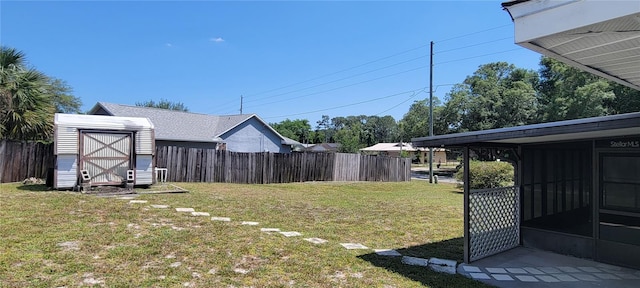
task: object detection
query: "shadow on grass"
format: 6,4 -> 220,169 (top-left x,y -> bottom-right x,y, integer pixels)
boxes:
16,184 -> 51,192
358,238 -> 492,288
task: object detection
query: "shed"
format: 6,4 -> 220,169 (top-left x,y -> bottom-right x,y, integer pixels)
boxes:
53,113 -> 155,189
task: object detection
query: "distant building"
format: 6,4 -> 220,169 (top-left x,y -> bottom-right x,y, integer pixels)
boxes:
359,142 -> 446,163
305,143 -> 341,153
89,102 -> 299,153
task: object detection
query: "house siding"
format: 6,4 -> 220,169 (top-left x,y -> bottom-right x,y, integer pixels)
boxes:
221,117 -> 290,153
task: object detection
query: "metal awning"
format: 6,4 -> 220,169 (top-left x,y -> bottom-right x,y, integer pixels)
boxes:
502,0 -> 640,90
412,112 -> 640,147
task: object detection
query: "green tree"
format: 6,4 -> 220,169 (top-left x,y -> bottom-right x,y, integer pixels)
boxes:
440,62 -> 538,132
270,119 -> 312,143
136,98 -> 189,112
607,84 -> 640,114
333,123 -> 362,153
537,57 -> 613,121
0,46 -> 55,141
48,78 -> 82,113
399,98 -> 447,140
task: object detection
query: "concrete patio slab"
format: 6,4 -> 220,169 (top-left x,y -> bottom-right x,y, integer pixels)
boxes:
191,212 -> 210,217
151,204 -> 170,209
241,221 -> 259,226
129,200 -> 148,204
457,247 -> 640,288
260,228 -> 280,232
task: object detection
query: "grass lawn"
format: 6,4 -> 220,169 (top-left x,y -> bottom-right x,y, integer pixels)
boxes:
0,181 -> 490,288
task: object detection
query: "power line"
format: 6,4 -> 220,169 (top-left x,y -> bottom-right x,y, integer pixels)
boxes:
435,24 -> 512,43
243,44 -> 429,99
244,54 -> 428,105
375,89 -> 426,116
434,48 -> 523,66
242,25 -> 513,100
244,65 -> 429,108
435,36 -> 513,54
263,87 -> 427,120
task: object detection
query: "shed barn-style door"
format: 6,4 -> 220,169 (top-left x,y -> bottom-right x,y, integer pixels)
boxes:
80,131 -> 133,185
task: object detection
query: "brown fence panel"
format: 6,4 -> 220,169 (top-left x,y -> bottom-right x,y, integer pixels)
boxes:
0,140 -> 54,183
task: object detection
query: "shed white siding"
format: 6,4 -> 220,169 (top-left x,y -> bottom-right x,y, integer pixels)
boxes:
56,154 -> 78,188
55,125 -> 79,155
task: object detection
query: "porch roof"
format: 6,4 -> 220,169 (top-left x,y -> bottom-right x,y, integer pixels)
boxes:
412,112 -> 640,147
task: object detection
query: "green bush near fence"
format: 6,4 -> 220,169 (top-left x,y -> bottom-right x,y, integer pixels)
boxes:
454,160 -> 514,189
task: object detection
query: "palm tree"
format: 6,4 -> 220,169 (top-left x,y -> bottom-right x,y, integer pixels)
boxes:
0,46 -> 54,140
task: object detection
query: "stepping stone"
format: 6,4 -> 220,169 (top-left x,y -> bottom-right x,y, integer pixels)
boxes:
117,196 -> 136,200
614,273 -> 640,279
505,268 -> 527,274
486,268 -> 507,274
129,200 -> 148,204
571,273 -> 598,281
578,266 -> 601,273
461,265 -> 481,273
191,212 -> 210,217
429,264 -> 456,274
176,208 -> 195,212
304,238 -> 328,244
537,275 -> 560,282
538,267 -> 561,274
557,266 -> 580,273
469,273 -> 491,280
374,249 -> 402,257
429,257 -> 456,267
241,221 -> 259,226
151,204 -> 169,209
523,267 -> 544,275
554,274 -> 579,282
492,274 -> 514,281
594,273 -> 621,280
340,243 -> 369,250
515,275 -> 539,282
260,228 -> 280,232
211,217 -> 231,222
279,231 -> 302,237
401,256 -> 428,267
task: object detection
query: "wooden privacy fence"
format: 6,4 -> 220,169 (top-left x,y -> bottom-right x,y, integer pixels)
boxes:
155,146 -> 411,183
0,142 -> 410,184
0,140 -> 54,183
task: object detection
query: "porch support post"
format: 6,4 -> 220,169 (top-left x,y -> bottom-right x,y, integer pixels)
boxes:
463,145 -> 471,263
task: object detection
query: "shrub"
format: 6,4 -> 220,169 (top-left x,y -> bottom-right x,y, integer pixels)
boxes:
454,160 -> 514,189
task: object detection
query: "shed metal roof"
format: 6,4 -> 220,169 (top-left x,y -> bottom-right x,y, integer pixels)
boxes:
54,113 -> 154,130
412,112 -> 640,147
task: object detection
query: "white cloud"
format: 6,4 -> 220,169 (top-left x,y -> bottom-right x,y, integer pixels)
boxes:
210,37 -> 225,43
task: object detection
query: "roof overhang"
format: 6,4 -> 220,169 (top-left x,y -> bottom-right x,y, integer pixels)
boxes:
412,112 -> 640,147
502,0 -> 640,90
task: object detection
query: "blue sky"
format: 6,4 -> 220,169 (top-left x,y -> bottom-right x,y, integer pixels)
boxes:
1,1 -> 542,124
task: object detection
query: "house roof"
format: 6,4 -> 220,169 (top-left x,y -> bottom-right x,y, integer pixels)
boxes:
360,142 -> 446,152
412,112 -> 640,148
502,0 -> 640,90
307,143 -> 340,152
89,102 -> 296,145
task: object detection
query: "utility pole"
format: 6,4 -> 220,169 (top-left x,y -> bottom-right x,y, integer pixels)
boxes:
429,41 -> 434,183
240,95 -> 243,114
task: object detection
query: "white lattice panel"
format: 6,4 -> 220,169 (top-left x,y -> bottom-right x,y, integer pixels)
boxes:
469,186 -> 520,262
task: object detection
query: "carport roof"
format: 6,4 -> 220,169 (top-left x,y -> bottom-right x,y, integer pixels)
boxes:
502,0 -> 640,90
412,112 -> 640,147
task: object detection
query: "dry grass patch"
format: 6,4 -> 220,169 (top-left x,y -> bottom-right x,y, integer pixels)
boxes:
0,181 -> 489,287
